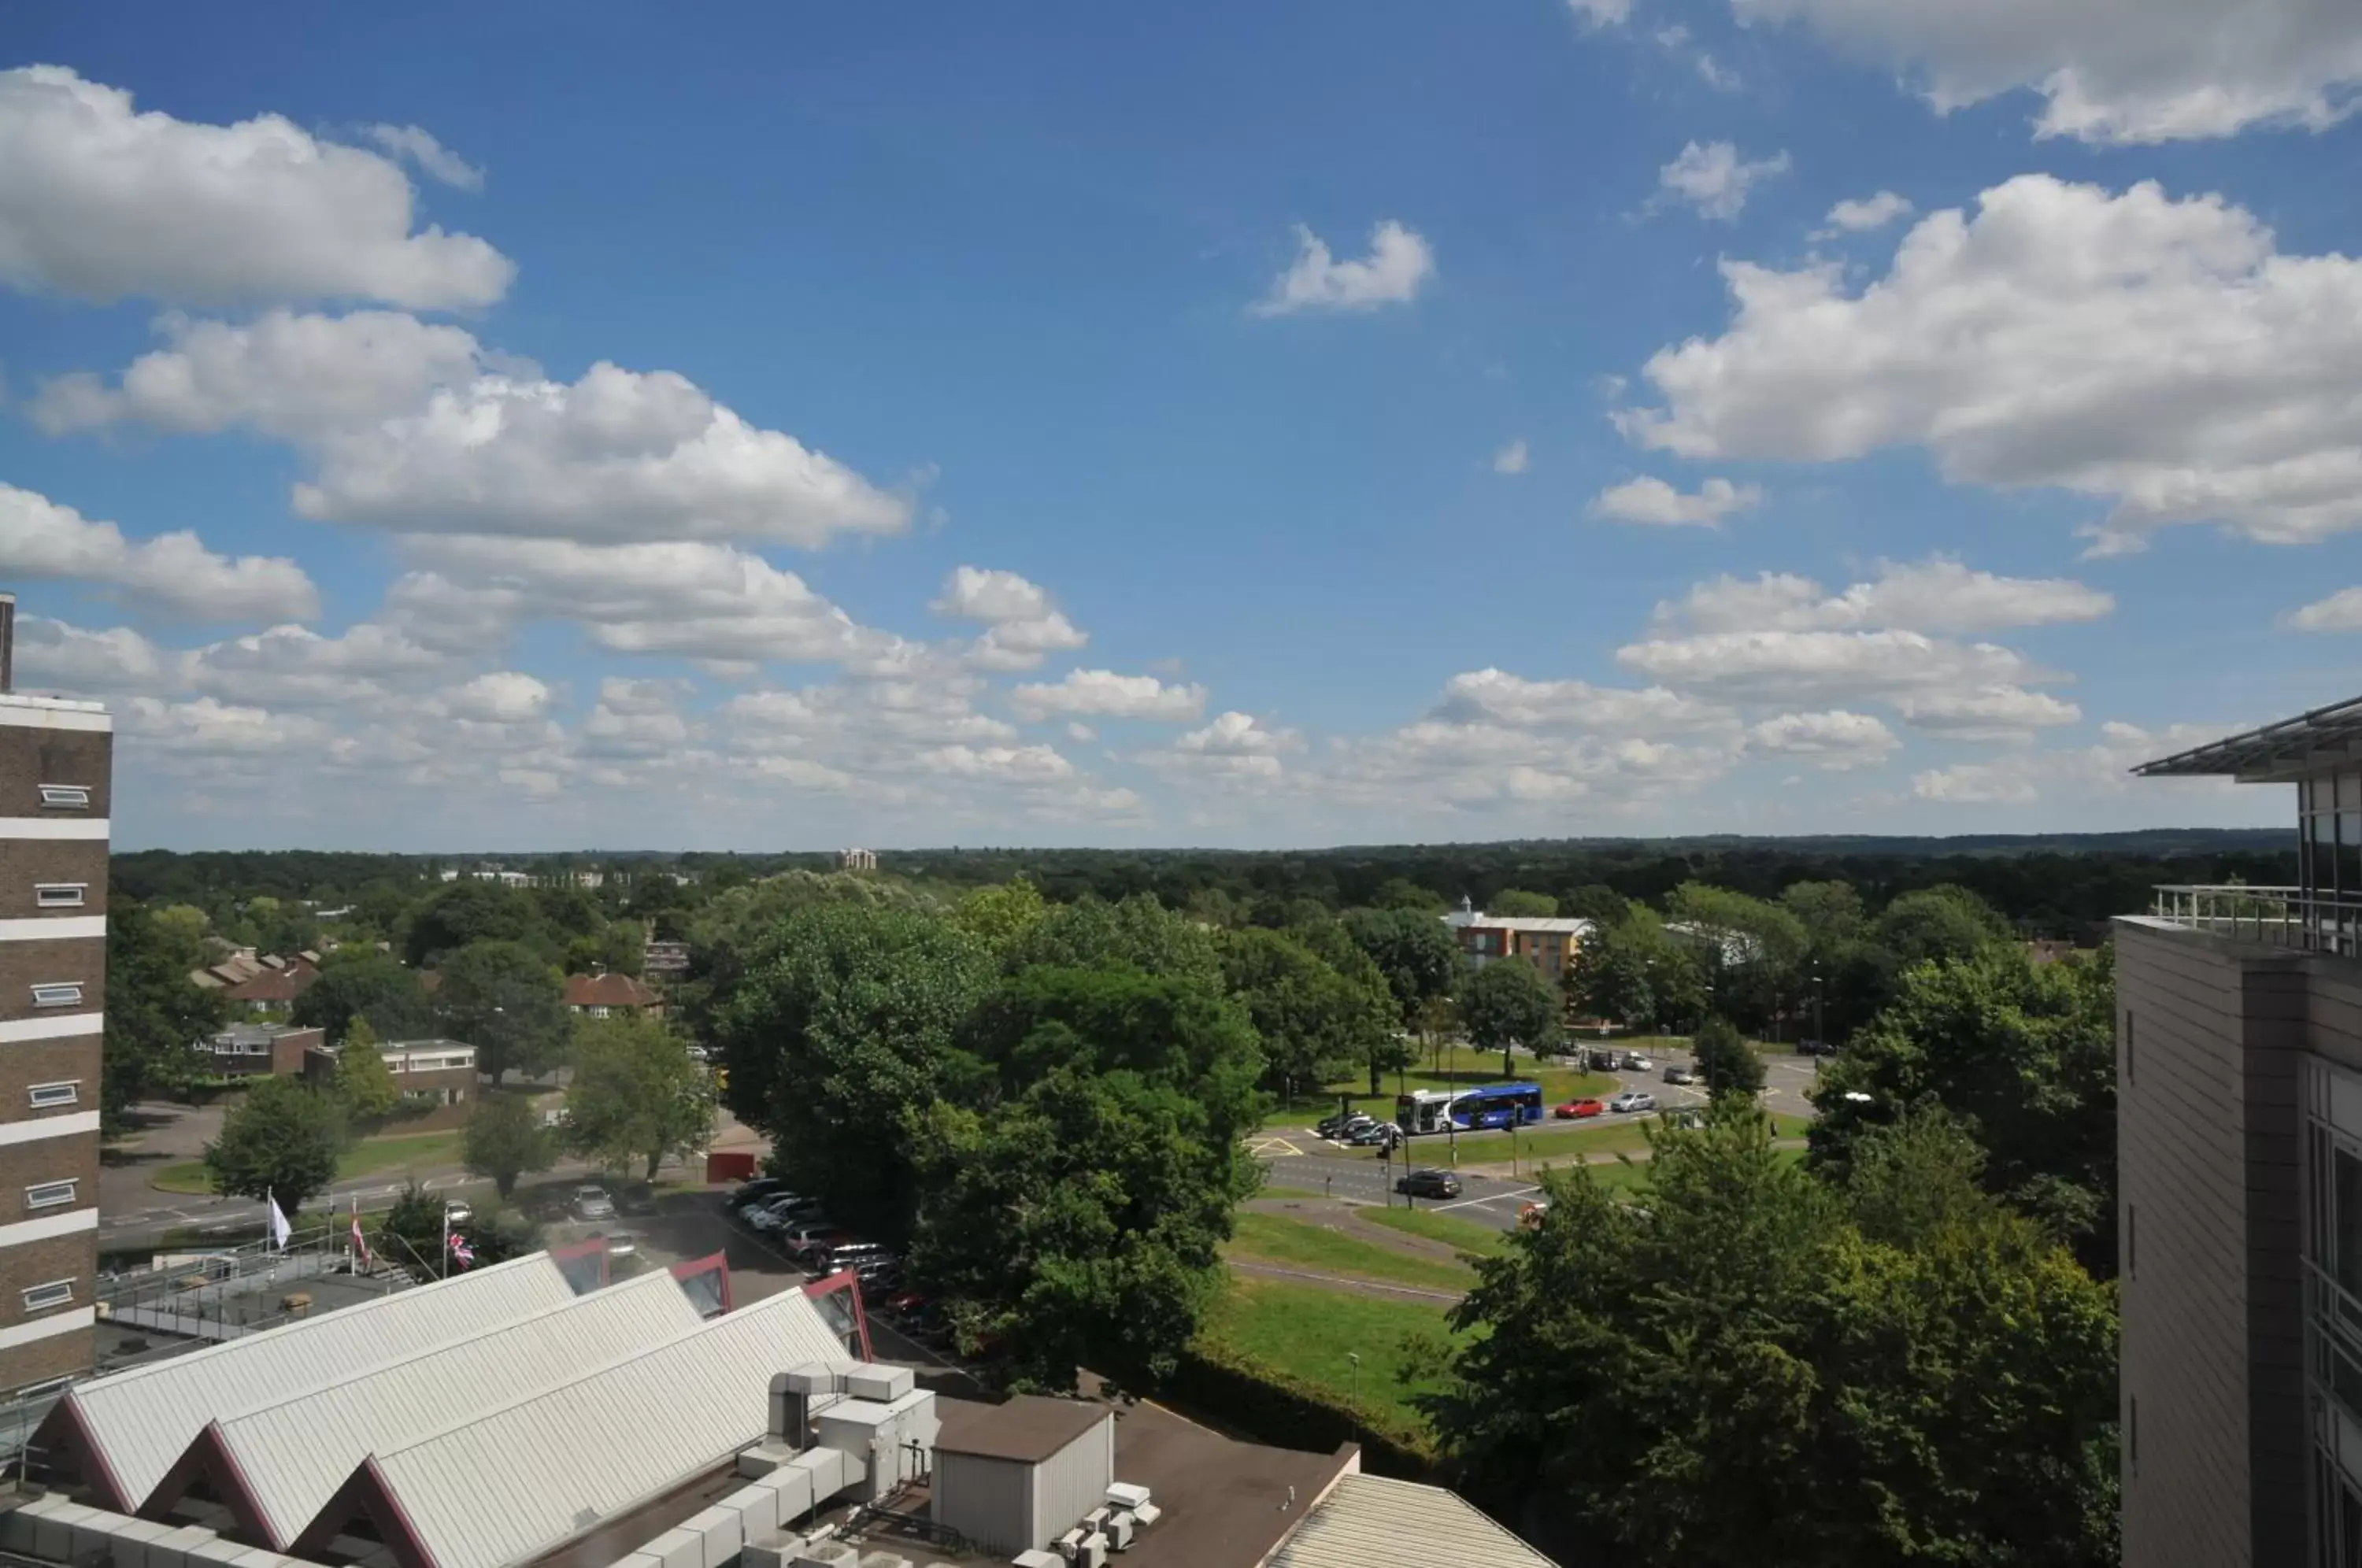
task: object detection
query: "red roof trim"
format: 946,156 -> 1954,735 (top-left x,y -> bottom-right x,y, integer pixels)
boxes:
800,1268 -> 871,1362
32,1392 -> 135,1512
668,1250 -> 731,1314
293,1455 -> 442,1568
139,1420 -> 277,1545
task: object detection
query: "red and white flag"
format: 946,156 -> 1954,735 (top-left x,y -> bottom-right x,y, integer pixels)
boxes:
447,1231 -> 476,1270
350,1199 -> 371,1269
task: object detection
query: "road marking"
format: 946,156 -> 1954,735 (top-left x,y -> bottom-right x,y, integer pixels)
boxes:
1246,1137 -> 1302,1159
1434,1185 -> 1536,1213
1227,1261 -> 1464,1302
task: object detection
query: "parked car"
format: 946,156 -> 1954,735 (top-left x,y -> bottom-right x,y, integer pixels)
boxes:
1607,1091 -> 1657,1114
822,1241 -> 894,1273
1321,1114 -> 1376,1141
883,1289 -> 931,1321
1663,1064 -> 1697,1085
442,1200 -> 472,1226
1620,1052 -> 1654,1071
573,1185 -> 616,1221
750,1199 -> 827,1233
1394,1168 -> 1462,1200
782,1225 -> 853,1263
1797,1038 -> 1838,1056
1554,1098 -> 1605,1119
603,1233 -> 639,1263
1346,1122 -> 1401,1148
1585,1048 -> 1619,1072
727,1178 -> 789,1211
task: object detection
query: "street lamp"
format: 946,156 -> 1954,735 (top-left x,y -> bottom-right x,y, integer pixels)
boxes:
1347,1351 -> 1362,1411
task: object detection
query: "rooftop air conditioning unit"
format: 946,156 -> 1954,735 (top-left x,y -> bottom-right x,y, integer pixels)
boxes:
1012,1555 -> 1064,1568
1073,1535 -> 1109,1568
1055,1529 -> 1085,1562
1102,1514 -> 1135,1553
1104,1483 -> 1151,1514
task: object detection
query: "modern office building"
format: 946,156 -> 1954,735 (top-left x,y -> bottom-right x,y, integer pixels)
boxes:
2119,693 -> 2362,1567
0,592 -> 109,1393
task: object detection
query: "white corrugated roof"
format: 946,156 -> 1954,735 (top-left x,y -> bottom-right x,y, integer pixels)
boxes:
1270,1474 -> 1559,1568
351,1284 -> 850,1568
68,1252 -> 575,1510
215,1270 -> 704,1548
1442,912 -> 1594,935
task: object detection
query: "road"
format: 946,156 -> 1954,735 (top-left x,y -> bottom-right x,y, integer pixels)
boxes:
1254,1045 -> 1827,1233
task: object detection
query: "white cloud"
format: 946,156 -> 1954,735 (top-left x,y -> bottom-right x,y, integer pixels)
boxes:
442,671 -> 553,725
1664,560 -> 2112,634
1745,709 -> 1901,769
13,617 -> 171,695
918,744 -> 1077,782
1892,686 -> 2082,739
1174,712 -> 1305,756
120,696 -> 332,756
1492,440 -> 1530,475
362,124 -> 484,191
1616,627 -> 2047,706
1590,475 -> 1763,526
1910,760 -> 2040,805
1823,190 -> 1913,231
0,482 -> 319,622
1431,669 -> 1737,734
931,566 -> 1089,670
184,623 -> 448,706
1010,669 -> 1208,722
1252,221 -> 1435,316
1619,174 -> 2362,553
1570,0 -> 1632,24
0,67 -> 511,308
1654,141 -> 1791,220
2289,587 -> 2362,631
1729,0 -> 2362,143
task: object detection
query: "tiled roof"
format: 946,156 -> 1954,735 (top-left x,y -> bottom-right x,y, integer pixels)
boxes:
563,971 -> 659,1009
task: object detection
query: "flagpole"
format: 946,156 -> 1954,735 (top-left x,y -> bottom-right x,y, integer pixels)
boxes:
441,1200 -> 450,1281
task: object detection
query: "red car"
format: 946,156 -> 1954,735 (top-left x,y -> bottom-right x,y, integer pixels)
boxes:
1553,1098 -> 1605,1119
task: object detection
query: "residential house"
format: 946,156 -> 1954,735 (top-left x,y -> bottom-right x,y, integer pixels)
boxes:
563,971 -> 662,1020
202,1024 -> 324,1079
221,957 -> 315,1019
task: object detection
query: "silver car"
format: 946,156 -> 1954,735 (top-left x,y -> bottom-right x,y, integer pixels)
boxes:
573,1185 -> 616,1220
1607,1091 -> 1657,1114
1662,1064 -> 1697,1085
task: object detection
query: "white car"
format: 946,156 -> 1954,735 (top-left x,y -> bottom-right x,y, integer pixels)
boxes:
442,1200 -> 473,1226
1607,1091 -> 1657,1114
1623,1056 -> 1655,1073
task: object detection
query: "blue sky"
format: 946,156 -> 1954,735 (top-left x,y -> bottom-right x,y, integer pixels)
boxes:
2,1 -> 2359,850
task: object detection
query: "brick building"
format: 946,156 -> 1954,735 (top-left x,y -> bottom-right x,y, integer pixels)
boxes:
301,1037 -> 477,1130
0,593 -> 109,1393
563,971 -> 662,1019
202,1024 -> 324,1079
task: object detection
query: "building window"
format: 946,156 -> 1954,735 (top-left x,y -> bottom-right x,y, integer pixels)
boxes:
20,1279 -> 72,1313
32,885 -> 85,909
35,785 -> 89,810
24,1180 -> 77,1210
29,983 -> 83,1009
26,1082 -> 76,1110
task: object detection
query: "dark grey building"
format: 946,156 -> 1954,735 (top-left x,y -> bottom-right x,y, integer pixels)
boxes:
2122,696 -> 2362,1566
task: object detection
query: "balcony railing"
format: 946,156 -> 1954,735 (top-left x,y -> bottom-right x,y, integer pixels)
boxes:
2149,884 -> 2362,955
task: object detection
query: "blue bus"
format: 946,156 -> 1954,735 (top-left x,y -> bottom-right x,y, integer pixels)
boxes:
1396,1081 -> 1546,1133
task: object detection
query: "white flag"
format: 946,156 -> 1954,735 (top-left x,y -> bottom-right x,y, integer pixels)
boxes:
266,1190 -> 291,1252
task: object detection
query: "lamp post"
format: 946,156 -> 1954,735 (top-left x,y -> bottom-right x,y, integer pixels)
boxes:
1347,1352 -> 1362,1411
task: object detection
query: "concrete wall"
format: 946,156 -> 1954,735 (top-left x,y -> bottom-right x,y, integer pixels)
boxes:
2115,919 -> 2312,1568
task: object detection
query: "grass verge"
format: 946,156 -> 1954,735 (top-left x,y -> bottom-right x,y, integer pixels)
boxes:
152,1128 -> 466,1196
1356,1206 -> 1510,1259
1194,1275 -> 1466,1449
1226,1212 -> 1475,1293
1259,1045 -> 1621,1131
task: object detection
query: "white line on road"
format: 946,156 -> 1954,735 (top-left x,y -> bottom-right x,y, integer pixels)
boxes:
1434,1185 -> 1536,1213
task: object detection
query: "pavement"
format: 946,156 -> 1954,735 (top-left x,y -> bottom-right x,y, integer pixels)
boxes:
1255,1044 -> 1826,1233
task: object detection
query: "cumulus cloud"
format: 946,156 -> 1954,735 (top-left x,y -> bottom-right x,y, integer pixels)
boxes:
184,623 -> 449,706
1590,475 -> 1762,526
13,617 -> 172,695
1618,174 -> 2362,553
1729,0 -> 2362,143
1892,686 -> 2082,739
1253,221 -> 1435,316
1010,669 -> 1208,722
1616,627 -> 2047,707
361,124 -> 484,191
1493,440 -> 1531,476
931,566 -> 1089,671
2289,587 -> 2362,631
1175,712 -> 1305,756
0,67 -> 511,308
1654,141 -> 1791,220
1823,191 -> 1914,232
1745,709 -> 1901,769
1662,560 -> 2113,634
0,482 -> 319,622
1570,0 -> 1631,24
1431,669 -> 1736,734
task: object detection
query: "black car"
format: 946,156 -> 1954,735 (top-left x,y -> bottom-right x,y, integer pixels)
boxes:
1348,1122 -> 1401,1148
1394,1168 -> 1461,1200
1797,1038 -> 1839,1057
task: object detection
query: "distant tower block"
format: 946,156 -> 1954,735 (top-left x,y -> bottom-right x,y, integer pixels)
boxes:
839,847 -> 878,872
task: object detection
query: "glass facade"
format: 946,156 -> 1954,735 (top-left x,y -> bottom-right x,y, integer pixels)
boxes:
2300,770 -> 2362,957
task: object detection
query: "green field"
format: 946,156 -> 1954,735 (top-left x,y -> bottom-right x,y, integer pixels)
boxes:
1356,1206 -> 1510,1259
1195,1276 -> 1467,1444
1225,1211 -> 1475,1293
1573,1143 -> 1809,1194
1259,1044 -> 1620,1130
153,1129 -> 465,1196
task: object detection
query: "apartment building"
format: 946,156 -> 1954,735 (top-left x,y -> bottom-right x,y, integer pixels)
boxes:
2117,693 -> 2362,1567
0,594 -> 108,1393
1441,898 -> 1592,987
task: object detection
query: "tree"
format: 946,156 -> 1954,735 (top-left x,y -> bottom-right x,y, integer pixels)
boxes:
331,1018 -> 401,1122
404,881 -> 546,967
202,1076 -> 346,1217
907,963 -> 1263,1389
566,1016 -> 715,1179
1371,878 -> 1445,912
1459,960 -> 1560,1078
1810,945 -> 2118,1273
1342,908 -> 1462,1032
1779,880 -> 1864,953
378,1181 -> 539,1281
565,920 -> 646,977
1691,1015 -> 1764,1100
1872,884 -> 2014,967
436,941 -> 571,1083
1219,927 -> 1390,1101
103,897 -> 228,1128
1562,884 -> 1631,927
1666,882 -> 1809,1038
1431,1107 -> 2119,1566
951,878 -> 1049,955
1488,889 -> 1557,918
1567,909 -> 1705,1033
293,949 -> 436,1045
462,1092 -> 556,1198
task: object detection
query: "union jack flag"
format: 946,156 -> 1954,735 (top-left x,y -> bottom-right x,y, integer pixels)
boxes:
447,1232 -> 476,1269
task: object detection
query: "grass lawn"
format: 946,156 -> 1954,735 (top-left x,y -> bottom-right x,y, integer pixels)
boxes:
1195,1276 -> 1466,1445
1357,1206 -> 1510,1259
152,1128 -> 465,1196
1575,1144 -> 1809,1195
1225,1212 -> 1475,1293
1455,1109 -> 1815,1170
1259,1043 -> 1619,1130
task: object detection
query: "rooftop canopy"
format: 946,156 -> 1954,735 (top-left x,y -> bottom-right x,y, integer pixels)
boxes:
2134,693 -> 2362,782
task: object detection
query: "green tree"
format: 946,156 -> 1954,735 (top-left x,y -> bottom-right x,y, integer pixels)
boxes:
462,1092 -> 556,1198
714,904 -> 993,1238
1218,927 -> 1390,1101
1342,908 -> 1462,1030
1811,945 -> 2118,1273
1690,1015 -> 1764,1100
153,902 -> 213,950
377,1181 -> 539,1281
404,880 -> 547,967
331,1017 -> 401,1122
565,920 -> 646,977
1666,882 -> 1809,1037
293,949 -> 436,1045
1562,884 -> 1631,927
1370,878 -> 1445,912
103,897 -> 228,1128
436,941 -> 571,1083
907,963 -> 1263,1388
1779,880 -> 1864,953
1872,884 -> 2014,967
951,878 -> 1049,955
1459,960 -> 1560,1077
202,1076 -> 347,1217
1488,889 -> 1558,918
566,1016 -> 716,1179
1431,1107 -> 2119,1566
